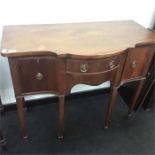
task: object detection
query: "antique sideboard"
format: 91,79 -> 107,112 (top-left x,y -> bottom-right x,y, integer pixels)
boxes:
1,21 -> 155,139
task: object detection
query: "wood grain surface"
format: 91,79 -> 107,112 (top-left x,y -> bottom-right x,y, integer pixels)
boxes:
1,20 -> 155,57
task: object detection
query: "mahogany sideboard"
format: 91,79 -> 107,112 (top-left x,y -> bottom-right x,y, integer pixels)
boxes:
1,21 -> 155,139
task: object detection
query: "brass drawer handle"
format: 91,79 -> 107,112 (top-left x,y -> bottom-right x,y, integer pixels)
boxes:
109,60 -> 115,69
131,60 -> 137,69
80,64 -> 88,73
36,72 -> 43,80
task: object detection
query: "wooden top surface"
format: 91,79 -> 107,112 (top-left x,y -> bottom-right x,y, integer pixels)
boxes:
1,20 -> 155,57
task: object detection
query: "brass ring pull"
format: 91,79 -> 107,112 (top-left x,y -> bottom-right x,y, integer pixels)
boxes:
36,72 -> 43,80
131,60 -> 137,69
109,60 -> 115,69
80,64 -> 88,73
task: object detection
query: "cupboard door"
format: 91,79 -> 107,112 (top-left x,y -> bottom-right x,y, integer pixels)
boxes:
121,47 -> 154,82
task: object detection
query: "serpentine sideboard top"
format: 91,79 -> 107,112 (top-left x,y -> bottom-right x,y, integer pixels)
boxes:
1,20 -> 155,58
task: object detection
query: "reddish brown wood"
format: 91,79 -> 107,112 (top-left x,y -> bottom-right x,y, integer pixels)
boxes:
104,87 -> 118,129
136,54 -> 155,110
103,53 -> 127,129
66,53 -> 126,93
1,21 -> 155,139
1,21 -> 155,58
128,79 -> 145,116
58,95 -> 65,140
121,46 -> 154,84
121,46 -> 154,115
6,45 -> 155,139
9,55 -> 59,96
66,56 -> 119,74
16,97 -> 28,139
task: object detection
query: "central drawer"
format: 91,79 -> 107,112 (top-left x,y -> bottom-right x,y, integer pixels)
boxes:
65,55 -> 125,93
66,56 -> 120,74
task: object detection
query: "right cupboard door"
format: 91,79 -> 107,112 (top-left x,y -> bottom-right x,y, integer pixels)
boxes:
121,46 -> 154,82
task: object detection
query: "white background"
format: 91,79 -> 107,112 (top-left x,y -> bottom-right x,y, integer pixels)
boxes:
0,0 -> 155,104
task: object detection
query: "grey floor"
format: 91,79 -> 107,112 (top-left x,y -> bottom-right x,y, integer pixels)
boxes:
1,93 -> 155,154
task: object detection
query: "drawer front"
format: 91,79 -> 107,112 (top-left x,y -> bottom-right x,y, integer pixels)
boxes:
66,56 -> 120,74
65,54 -> 127,93
121,47 -> 154,81
66,69 -> 118,93
11,56 -> 59,94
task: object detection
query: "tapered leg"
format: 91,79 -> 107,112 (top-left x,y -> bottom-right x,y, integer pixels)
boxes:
104,87 -> 117,129
16,97 -> 28,139
58,95 -> 65,140
128,80 -> 145,117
